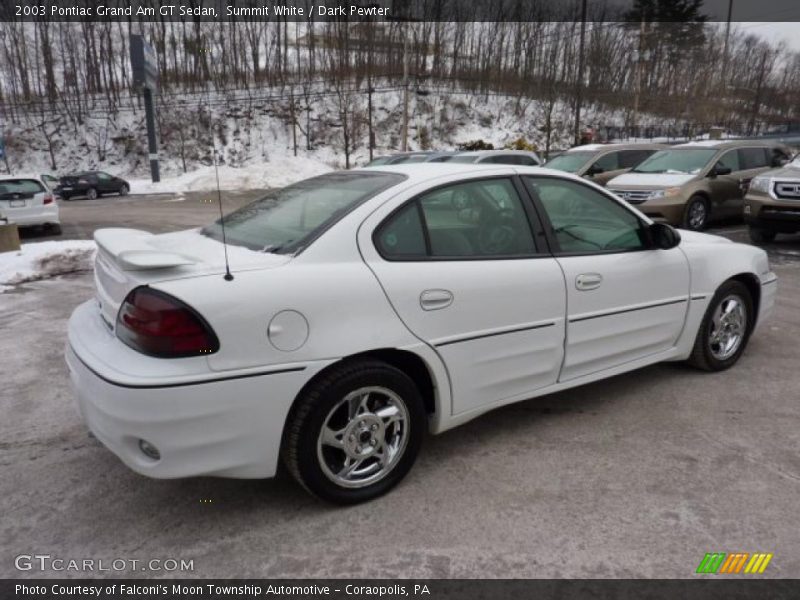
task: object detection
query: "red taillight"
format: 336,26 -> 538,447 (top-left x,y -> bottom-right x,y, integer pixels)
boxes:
43,194 -> 54,205
116,287 -> 219,358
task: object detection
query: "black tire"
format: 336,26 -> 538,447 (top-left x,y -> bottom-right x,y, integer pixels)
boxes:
119,184 -> 129,196
687,280 -> 753,372
47,223 -> 62,235
748,226 -> 776,244
86,187 -> 98,200
60,194 -> 71,201
683,195 -> 710,231
282,359 -> 425,504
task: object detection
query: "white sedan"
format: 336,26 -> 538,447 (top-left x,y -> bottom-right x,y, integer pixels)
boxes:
66,164 -> 777,503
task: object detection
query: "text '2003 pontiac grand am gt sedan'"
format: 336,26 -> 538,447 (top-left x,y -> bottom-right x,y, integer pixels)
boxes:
66,164 -> 777,503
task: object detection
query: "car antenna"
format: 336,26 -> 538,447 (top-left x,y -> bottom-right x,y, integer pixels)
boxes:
213,147 -> 234,282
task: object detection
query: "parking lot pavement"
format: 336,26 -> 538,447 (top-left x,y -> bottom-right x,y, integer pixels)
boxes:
2,201 -> 800,578
20,190 -> 267,243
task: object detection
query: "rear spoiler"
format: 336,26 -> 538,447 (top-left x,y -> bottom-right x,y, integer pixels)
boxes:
94,228 -> 196,270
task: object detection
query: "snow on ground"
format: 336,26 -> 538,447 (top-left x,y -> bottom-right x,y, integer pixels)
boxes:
0,241 -> 96,292
128,156 -> 333,194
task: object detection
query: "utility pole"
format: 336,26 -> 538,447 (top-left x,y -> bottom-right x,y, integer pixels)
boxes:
573,0 -> 588,146
402,22 -> 410,152
632,17 -> 645,139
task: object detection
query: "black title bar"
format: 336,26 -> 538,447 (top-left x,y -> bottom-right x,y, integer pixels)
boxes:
4,0 -> 800,22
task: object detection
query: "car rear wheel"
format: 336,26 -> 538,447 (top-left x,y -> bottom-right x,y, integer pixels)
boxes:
86,187 -> 98,200
748,226 -> 776,244
47,223 -> 62,235
687,280 -> 753,371
282,359 -> 425,504
119,184 -> 129,196
683,195 -> 709,231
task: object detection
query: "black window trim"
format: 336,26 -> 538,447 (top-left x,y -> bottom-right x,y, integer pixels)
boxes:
372,175 -> 550,262
519,174 -> 656,258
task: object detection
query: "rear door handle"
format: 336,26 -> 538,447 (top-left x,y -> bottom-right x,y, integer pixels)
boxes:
575,273 -> 603,291
420,289 -> 454,311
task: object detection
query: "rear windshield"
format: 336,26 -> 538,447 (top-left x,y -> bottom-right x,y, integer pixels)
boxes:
631,148 -> 717,175
544,151 -> 595,172
0,179 -> 45,197
202,172 -> 405,253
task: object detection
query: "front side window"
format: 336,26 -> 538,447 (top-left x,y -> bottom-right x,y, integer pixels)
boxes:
525,177 -> 646,254
545,151 -> 594,173
716,150 -> 740,172
593,152 -> 620,171
203,172 -> 405,253
632,148 -> 717,175
376,178 -> 537,259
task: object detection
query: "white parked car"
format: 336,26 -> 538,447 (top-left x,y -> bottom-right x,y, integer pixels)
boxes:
66,164 -> 776,503
0,174 -> 61,233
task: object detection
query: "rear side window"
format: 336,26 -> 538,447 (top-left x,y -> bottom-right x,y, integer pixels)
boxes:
0,179 -> 45,196
618,150 -> 654,169
375,178 -> 538,259
738,148 -> 769,170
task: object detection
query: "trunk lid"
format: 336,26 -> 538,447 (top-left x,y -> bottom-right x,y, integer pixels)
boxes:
93,227 -> 291,330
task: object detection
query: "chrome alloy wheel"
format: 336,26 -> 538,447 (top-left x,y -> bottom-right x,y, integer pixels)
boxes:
708,294 -> 747,360
688,200 -> 707,230
316,386 -> 410,489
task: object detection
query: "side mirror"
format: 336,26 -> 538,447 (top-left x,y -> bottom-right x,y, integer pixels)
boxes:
710,165 -> 732,177
648,222 -> 681,250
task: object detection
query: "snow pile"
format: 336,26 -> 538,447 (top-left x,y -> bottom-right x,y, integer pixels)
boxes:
128,156 -> 333,194
0,241 -> 97,292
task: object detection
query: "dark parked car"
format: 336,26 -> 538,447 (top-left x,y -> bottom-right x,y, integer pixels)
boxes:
56,171 -> 130,200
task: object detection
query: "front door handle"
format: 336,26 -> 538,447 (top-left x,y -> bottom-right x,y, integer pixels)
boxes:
575,273 -> 603,291
420,289 -> 454,311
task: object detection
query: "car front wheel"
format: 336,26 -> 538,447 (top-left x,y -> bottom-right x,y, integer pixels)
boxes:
683,195 -> 709,231
688,280 -> 753,371
282,360 -> 425,504
119,184 -> 129,196
86,187 -> 98,200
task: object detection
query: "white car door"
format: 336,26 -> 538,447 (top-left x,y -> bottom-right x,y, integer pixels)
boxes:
359,174 -> 567,416
522,175 -> 690,381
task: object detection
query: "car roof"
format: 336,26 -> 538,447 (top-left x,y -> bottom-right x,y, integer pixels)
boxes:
454,149 -> 539,157
0,174 -> 46,182
352,162 -> 568,183
676,140 -> 781,149
563,143 -> 667,153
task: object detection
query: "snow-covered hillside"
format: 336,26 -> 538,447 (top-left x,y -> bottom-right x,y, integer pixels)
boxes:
1,84 -> 670,183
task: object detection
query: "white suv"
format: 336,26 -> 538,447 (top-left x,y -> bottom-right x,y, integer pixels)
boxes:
0,174 -> 61,234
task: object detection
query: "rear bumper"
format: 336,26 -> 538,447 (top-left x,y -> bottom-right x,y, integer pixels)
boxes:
66,300 -> 328,479
2,204 -> 59,226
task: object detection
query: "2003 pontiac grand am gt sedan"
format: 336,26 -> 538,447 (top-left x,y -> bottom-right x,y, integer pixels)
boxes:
66,164 -> 777,503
